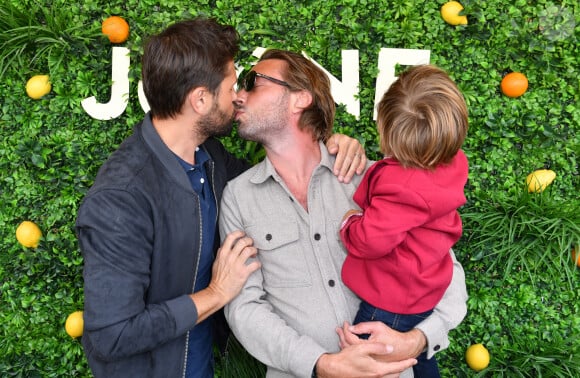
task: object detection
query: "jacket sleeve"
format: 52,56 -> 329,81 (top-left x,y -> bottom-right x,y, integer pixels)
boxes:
340,182 -> 430,259
76,189 -> 197,361
219,185 -> 326,378
414,249 -> 468,359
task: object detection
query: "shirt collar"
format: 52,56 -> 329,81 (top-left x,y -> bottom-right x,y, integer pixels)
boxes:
249,141 -> 334,184
174,147 -> 210,171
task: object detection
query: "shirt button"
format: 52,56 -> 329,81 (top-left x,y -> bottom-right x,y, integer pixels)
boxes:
314,233 -> 321,240
265,234 -> 272,241
328,280 -> 335,287
433,345 -> 440,351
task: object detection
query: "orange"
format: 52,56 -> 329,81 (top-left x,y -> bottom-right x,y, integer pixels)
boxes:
501,72 -> 528,98
572,247 -> 580,268
102,16 -> 130,44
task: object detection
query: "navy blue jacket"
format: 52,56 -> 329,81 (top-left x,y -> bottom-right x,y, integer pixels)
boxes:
76,114 -> 250,377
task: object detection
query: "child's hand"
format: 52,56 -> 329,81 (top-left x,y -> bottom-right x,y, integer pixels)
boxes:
342,209 -> 362,223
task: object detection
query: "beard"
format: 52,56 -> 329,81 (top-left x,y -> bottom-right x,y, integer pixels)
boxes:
236,92 -> 290,145
197,101 -> 235,139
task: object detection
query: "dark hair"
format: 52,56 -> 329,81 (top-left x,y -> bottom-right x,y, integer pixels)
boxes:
259,49 -> 335,142
142,17 -> 239,119
376,64 -> 468,169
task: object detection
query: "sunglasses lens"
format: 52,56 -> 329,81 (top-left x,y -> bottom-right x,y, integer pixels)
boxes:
243,71 -> 256,91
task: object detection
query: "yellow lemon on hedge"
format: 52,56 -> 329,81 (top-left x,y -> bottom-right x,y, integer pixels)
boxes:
465,343 -> 490,371
65,311 -> 84,338
16,220 -> 42,248
441,1 -> 468,25
526,169 -> 556,193
26,74 -> 51,99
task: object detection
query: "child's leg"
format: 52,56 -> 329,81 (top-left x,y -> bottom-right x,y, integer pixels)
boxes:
353,303 -> 440,377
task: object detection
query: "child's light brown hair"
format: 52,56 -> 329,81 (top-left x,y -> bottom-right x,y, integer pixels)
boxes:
376,64 -> 468,169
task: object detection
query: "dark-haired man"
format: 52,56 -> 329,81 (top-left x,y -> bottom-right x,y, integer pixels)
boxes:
76,19 -> 365,378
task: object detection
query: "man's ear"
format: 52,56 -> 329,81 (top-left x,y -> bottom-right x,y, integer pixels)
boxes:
292,90 -> 313,113
188,87 -> 212,115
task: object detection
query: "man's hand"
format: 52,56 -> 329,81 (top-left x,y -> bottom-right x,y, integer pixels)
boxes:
337,321 -> 426,362
209,230 -> 260,303
326,134 -> 367,183
315,343 -> 416,378
192,231 -> 260,322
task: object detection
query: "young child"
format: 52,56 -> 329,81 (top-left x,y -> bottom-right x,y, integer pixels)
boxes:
340,64 -> 469,378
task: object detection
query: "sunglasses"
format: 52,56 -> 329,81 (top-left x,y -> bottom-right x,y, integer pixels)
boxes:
240,70 -> 291,92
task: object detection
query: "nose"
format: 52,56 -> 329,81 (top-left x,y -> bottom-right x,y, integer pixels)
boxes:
233,90 -> 247,107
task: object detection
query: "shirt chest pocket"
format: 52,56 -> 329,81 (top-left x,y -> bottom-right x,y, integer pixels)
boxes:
246,220 -> 312,288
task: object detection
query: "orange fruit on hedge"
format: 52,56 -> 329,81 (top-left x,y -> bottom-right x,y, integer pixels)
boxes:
65,311 -> 84,338
102,16 -> 130,44
501,72 -> 528,98
16,220 -> 42,248
572,247 -> 580,268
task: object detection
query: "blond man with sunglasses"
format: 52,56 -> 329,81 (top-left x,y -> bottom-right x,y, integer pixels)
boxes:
220,50 -> 468,378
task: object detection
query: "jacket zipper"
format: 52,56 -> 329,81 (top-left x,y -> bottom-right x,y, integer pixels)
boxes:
182,158 -> 216,377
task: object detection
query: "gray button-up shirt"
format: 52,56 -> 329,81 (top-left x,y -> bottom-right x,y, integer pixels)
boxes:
220,142 -> 467,378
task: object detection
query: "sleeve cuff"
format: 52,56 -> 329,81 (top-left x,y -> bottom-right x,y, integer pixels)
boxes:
415,315 -> 449,359
165,294 -> 198,336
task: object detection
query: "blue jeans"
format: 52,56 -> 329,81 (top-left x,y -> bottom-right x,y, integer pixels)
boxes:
353,301 -> 441,378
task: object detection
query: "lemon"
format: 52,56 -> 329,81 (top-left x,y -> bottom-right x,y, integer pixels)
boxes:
465,343 -> 490,371
26,74 -> 51,99
441,1 -> 468,25
16,221 -> 42,248
526,169 -> 556,193
65,311 -> 84,338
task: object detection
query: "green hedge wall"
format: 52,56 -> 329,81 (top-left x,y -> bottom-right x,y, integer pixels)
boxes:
0,0 -> 578,377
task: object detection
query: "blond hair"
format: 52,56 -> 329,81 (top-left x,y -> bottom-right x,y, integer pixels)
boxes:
377,65 -> 468,169
260,49 -> 335,142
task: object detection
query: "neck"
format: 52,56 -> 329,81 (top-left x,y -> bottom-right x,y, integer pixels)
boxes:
152,115 -> 205,165
265,130 -> 321,210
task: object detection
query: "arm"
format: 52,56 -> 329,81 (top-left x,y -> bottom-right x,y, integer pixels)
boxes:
190,230 -> 261,324
414,248 -> 467,358
78,190 -> 260,361
315,345 -> 417,378
340,182 -> 430,259
77,190 -> 196,361
325,133 -> 367,183
337,249 -> 468,360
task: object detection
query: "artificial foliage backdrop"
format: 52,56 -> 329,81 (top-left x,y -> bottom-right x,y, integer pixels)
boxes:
0,0 -> 578,377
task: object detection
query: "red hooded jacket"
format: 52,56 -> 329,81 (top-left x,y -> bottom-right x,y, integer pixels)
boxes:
340,150 -> 468,314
